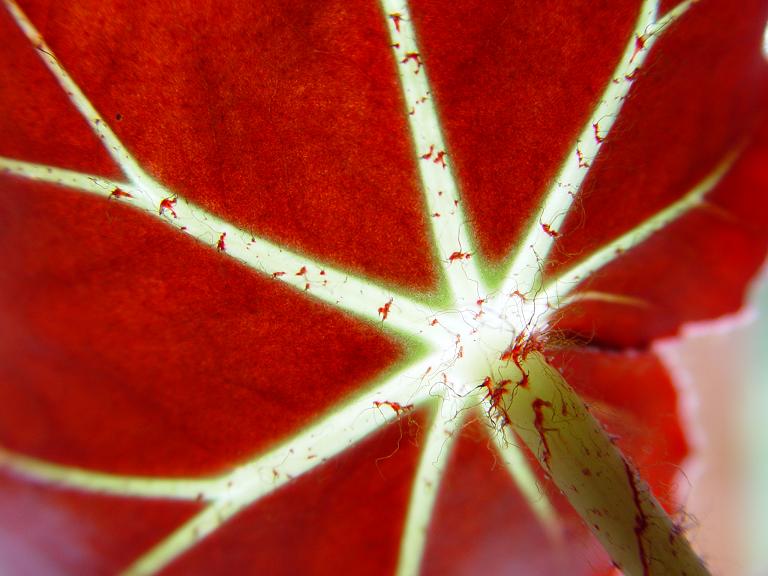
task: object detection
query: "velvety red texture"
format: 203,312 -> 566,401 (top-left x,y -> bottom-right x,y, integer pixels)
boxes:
549,347 -> 688,501
16,0 -> 438,290
1,0 -> 766,574
0,472 -> 201,575
0,9 -> 121,178
0,177 -> 404,475
553,113 -> 768,347
162,413 -> 426,576
549,0 -> 768,279
421,418 -> 610,576
659,0 -> 688,15
407,0 -> 642,262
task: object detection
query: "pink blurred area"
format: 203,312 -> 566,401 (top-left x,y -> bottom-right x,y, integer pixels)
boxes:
655,263 -> 768,576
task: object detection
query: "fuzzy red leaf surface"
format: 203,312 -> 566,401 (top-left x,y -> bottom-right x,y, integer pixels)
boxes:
1,0 -> 767,574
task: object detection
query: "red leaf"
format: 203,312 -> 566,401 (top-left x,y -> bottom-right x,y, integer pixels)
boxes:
1,0 -> 766,574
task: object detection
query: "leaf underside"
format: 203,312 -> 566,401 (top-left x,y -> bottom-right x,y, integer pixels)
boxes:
1,0 -> 767,574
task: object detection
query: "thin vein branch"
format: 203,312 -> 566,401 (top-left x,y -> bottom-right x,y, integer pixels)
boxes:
395,393 -> 461,576
3,0 -> 154,190
544,147 -> 738,303
221,358 -> 438,502
121,503 -> 236,576
0,157 -> 438,338
501,0 -> 696,298
0,448 -> 221,501
0,157 -> 131,195
4,0 -> 443,337
558,290 -> 651,308
120,358 -> 439,575
380,0 -> 483,302
491,426 -> 561,543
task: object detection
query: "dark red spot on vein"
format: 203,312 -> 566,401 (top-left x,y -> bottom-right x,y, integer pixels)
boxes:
216,232 -> 226,252
576,147 -> 590,168
448,251 -> 470,263
623,459 -> 650,576
159,197 -> 177,218
389,12 -> 402,33
378,298 -> 393,321
109,187 -> 132,200
532,398 -> 554,470
271,271 -> 285,278
433,150 -> 447,168
401,52 -> 422,73
480,377 -> 513,428
630,34 -> 646,64
421,145 -> 434,160
541,223 -> 560,238
373,400 -> 413,416
296,266 -> 307,276
500,331 -> 545,387
593,121 -> 606,144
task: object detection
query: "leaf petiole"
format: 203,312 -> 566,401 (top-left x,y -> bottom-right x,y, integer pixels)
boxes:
494,352 -> 710,576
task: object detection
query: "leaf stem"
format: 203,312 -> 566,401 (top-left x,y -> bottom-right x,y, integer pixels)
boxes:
495,351 -> 710,576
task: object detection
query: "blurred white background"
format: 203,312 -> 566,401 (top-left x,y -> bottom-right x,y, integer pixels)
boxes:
745,269 -> 768,576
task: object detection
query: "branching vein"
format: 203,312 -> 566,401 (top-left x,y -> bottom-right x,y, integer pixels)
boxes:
119,358 -> 438,574
544,148 -> 738,302
0,448 -> 221,501
501,0 -> 696,299
380,0 -> 483,302
0,0 -> 717,573
0,157 -> 437,338
492,425 -> 560,542
4,0 -> 150,188
395,393 -> 462,576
